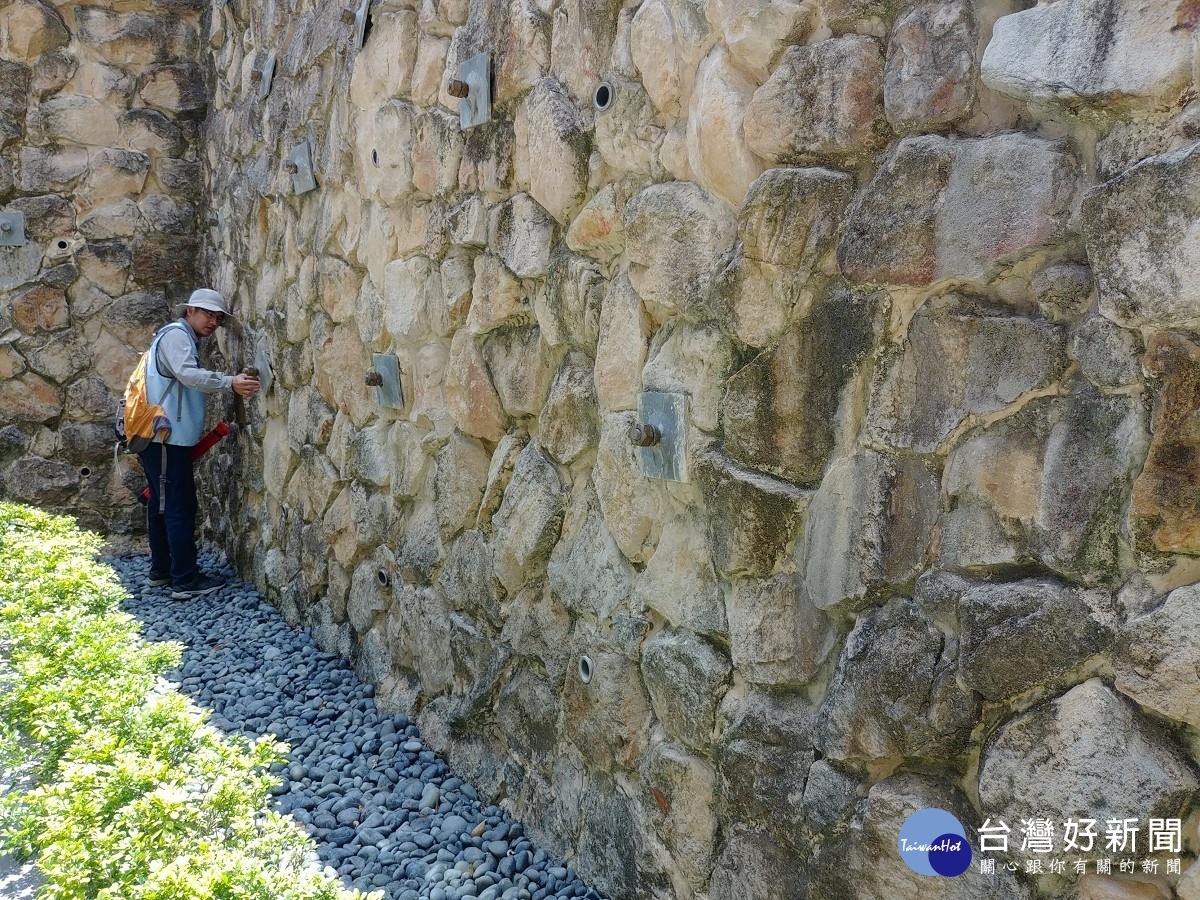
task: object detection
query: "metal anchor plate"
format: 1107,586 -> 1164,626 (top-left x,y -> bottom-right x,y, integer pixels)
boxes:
287,139 -> 316,195
457,51 -> 491,130
257,49 -> 277,101
253,337 -> 274,396
353,0 -> 371,50
0,211 -> 26,248
371,353 -> 405,410
636,391 -> 689,483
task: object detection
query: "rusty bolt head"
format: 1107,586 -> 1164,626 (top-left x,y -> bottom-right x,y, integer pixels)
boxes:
628,422 -> 662,447
284,160 -> 299,174
341,7 -> 356,25
448,78 -> 470,99
0,223 -> 10,233
243,366 -> 259,378
250,68 -> 263,82
365,370 -> 383,387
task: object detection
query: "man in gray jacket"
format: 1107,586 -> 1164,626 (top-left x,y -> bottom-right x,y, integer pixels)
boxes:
140,288 -> 260,600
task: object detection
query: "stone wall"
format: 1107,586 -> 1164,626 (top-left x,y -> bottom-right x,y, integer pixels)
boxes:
0,0 -> 208,536
11,0 -> 1200,896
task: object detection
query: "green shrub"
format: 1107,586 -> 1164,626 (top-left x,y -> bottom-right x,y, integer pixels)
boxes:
0,502 -> 379,900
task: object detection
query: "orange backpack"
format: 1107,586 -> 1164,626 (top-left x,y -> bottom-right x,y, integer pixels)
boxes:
113,333 -> 181,512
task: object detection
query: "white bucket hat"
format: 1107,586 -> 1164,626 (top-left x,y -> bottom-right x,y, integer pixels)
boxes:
186,288 -> 236,321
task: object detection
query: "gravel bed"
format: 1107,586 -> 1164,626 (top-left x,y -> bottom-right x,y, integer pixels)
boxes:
111,550 -> 602,900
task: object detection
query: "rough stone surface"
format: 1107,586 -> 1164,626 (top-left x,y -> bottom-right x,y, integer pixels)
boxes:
631,512 -> 725,637
1115,583 -> 1200,729
1131,332 -> 1200,554
810,772 -> 1031,899
884,0 -> 977,132
641,629 -> 732,752
981,0 -> 1198,113
866,297 -> 1068,453
686,45 -> 763,208
1083,142 -> 1200,330
839,133 -> 1079,286
727,573 -> 837,686
978,680 -> 1198,858
814,598 -> 978,761
958,578 -> 1117,701
723,284 -> 877,484
801,449 -> 941,613
624,181 -> 737,322
491,443 -> 566,595
718,687 -> 814,843
744,36 -> 887,165
694,448 -> 811,579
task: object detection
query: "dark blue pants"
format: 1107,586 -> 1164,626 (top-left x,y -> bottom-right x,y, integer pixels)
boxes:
139,443 -> 198,586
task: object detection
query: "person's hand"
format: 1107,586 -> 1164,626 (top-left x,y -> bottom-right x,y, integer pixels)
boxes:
232,373 -> 261,397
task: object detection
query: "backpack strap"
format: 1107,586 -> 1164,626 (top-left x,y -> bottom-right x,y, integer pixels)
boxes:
148,321 -> 191,411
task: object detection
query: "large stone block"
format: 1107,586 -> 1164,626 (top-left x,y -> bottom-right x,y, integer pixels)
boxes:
1,456 -> 78,505
533,249 -> 603,352
809,773 -> 1030,900
594,76 -> 665,180
641,628 -> 732,752
724,284 -> 877,484
630,0 -> 715,118
137,63 -> 206,114
814,598 -> 978,761
446,328 -> 508,442
1131,332 -> 1200,553
37,95 -> 121,147
839,132 -> 1079,286
491,442 -> 566,594
866,298 -> 1068,453
594,276 -> 651,413
884,0 -> 977,132
566,181 -> 639,264
718,688 -> 814,843
521,77 -> 590,225
632,512 -> 725,637
710,826 -> 808,900
1115,582 -> 1200,729
687,45 -> 763,208
11,284 -> 69,333
349,8 -> 419,110
743,36 -> 887,165
313,321 -> 374,428
705,0 -> 814,82
0,0 -> 69,61
434,432 -> 492,541
0,373 -> 61,423
639,741 -> 718,892
411,108 -> 464,199
538,351 -> 598,466
958,578 -> 1117,702
549,0 -> 623,105
728,572 -> 836,686
547,482 -> 633,619
695,447 -> 810,579
592,412 -> 662,563
482,326 -> 557,420
978,680 -> 1197,859
1082,142 -> 1200,330
801,449 -> 940,612
76,9 -> 199,67
981,0 -> 1197,113
624,181 -> 737,322
562,647 -> 653,770
489,192 -> 555,279
0,60 -> 29,122
467,252 -> 533,336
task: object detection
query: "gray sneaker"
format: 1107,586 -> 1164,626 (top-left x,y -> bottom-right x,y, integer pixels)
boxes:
146,570 -> 172,588
170,574 -> 226,601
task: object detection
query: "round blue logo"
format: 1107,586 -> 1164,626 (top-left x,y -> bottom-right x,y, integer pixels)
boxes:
898,808 -> 973,877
